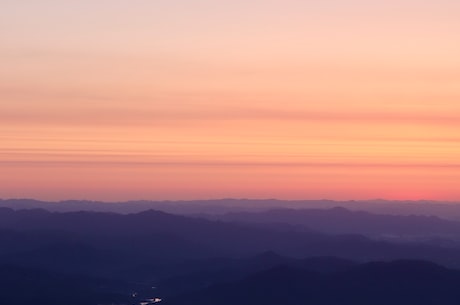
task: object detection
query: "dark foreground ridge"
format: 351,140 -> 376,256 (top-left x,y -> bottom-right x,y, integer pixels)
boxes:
0,265 -> 129,305
164,260 -> 460,305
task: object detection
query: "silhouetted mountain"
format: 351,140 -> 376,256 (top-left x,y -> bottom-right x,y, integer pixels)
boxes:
3,207 -> 460,279
165,260 -> 460,305
210,207 -> 460,244
3,198 -> 460,220
156,253 -> 356,296
5,207 -> 460,304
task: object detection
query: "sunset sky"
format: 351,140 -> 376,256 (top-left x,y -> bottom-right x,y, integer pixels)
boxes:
1,1 -> 460,201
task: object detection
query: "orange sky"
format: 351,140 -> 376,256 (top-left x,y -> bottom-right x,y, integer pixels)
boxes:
1,1 -> 460,201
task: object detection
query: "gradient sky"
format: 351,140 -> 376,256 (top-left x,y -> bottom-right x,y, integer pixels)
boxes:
1,0 -> 460,201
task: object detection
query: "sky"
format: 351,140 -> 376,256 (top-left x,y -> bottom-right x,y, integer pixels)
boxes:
1,0 -> 460,201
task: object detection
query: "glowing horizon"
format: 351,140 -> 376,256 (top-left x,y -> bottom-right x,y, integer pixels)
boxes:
1,1 -> 460,201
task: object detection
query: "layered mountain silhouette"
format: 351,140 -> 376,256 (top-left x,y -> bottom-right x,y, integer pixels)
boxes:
3,207 -> 460,275
164,260 -> 460,305
3,198 -> 460,219
209,207 -> 460,243
2,206 -> 460,304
